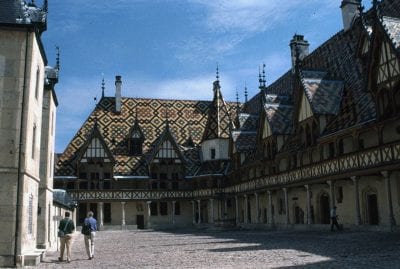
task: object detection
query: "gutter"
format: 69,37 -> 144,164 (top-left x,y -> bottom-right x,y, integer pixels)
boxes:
14,29 -> 29,266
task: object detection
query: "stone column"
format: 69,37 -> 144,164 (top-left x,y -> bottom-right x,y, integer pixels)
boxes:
235,196 -> 239,225
191,201 -> 196,225
121,202 -> 126,227
305,185 -> 312,225
224,199 -> 228,220
382,171 -> 396,227
351,176 -> 361,225
146,201 -> 152,228
267,191 -> 273,225
244,195 -> 248,224
172,201 -> 176,225
327,180 -> 335,209
209,199 -> 214,224
98,202 -> 104,230
197,200 -> 201,224
255,193 -> 260,224
283,188 -> 289,225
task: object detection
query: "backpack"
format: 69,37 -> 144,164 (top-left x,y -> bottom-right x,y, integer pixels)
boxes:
81,221 -> 92,235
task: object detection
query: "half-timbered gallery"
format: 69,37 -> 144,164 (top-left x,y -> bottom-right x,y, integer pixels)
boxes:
55,1 -> 400,231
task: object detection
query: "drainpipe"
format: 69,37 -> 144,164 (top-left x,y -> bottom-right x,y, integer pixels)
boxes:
14,29 -> 30,266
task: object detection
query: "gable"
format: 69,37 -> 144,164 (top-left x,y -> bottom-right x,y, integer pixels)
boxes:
377,40 -> 400,87
155,140 -> 180,160
81,137 -> 112,162
262,119 -> 272,138
298,91 -> 313,122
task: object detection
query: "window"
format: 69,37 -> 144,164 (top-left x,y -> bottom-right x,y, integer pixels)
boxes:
172,181 -> 179,189
160,202 -> 168,215
151,182 -> 158,189
130,138 -> 143,155
35,68 -> 40,100
171,173 -> 179,180
79,181 -> 88,189
32,125 -> 36,159
174,202 -> 181,215
328,142 -> 335,158
159,173 -> 167,180
159,181 -> 167,189
79,172 -> 87,179
359,139 -> 365,150
28,194 -> 33,234
210,148 -> 216,159
150,202 -> 158,216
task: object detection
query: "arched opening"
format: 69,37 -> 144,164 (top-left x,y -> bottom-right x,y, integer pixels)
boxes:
319,193 -> 330,224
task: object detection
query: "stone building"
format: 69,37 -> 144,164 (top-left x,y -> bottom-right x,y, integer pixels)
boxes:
55,0 -> 400,232
0,0 -> 69,267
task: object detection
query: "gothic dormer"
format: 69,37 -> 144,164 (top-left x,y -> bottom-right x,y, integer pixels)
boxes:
78,122 -> 114,164
128,117 -> 145,155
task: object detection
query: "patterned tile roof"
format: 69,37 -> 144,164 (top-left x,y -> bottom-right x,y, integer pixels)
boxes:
56,96 -> 238,177
264,104 -> 293,135
300,70 -> 344,115
231,131 -> 257,152
300,23 -> 376,136
238,113 -> 259,131
381,16 -> 400,51
0,0 -> 22,25
202,81 -> 235,140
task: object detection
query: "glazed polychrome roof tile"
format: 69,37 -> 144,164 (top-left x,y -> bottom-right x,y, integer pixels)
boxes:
56,96 -> 238,177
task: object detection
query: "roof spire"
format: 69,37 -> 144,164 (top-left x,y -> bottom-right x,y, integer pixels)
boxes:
216,63 -> 219,82
93,96 -> 98,125
55,46 -> 60,70
262,63 -> 266,87
258,66 -> 263,88
244,82 -> 248,103
101,73 -> 105,98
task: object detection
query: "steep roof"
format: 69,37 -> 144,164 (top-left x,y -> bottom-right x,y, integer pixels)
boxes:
300,70 -> 344,115
56,96 -> 238,177
202,80 -> 235,141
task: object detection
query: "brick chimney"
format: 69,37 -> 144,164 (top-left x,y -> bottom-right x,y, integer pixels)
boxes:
340,0 -> 361,31
115,75 -> 122,113
289,34 -> 309,73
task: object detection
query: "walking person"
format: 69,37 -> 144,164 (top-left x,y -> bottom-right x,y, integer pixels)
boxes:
58,212 -> 75,263
330,206 -> 341,231
82,211 -> 97,260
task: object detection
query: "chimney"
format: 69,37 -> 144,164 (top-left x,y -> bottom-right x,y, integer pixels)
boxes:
289,34 -> 309,73
115,75 -> 122,113
340,0 -> 361,31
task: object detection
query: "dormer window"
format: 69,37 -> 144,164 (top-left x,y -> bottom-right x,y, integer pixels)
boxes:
130,131 -> 143,155
128,119 -> 145,155
210,148 -> 216,159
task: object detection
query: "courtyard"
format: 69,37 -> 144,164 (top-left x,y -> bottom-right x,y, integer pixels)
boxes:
32,229 -> 400,269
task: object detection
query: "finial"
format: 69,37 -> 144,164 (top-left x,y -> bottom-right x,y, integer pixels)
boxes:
94,96 -> 98,123
55,46 -> 60,70
258,66 -> 263,87
244,82 -> 248,103
43,0 -> 48,11
216,63 -> 219,82
101,73 -> 105,98
262,63 -> 266,87
236,89 -> 239,104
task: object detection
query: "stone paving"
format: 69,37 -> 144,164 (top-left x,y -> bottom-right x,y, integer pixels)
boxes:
31,229 -> 400,269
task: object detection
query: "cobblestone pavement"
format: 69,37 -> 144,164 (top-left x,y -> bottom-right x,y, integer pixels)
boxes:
32,229 -> 400,269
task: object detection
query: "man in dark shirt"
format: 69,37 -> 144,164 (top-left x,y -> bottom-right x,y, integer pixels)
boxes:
58,212 -> 75,262
83,211 -> 97,260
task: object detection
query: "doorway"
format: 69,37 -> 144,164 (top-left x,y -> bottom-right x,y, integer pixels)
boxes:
137,215 -> 144,229
320,193 -> 330,224
367,194 -> 379,225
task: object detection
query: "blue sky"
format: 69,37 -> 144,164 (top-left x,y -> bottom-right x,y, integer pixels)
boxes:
41,0 -> 372,153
